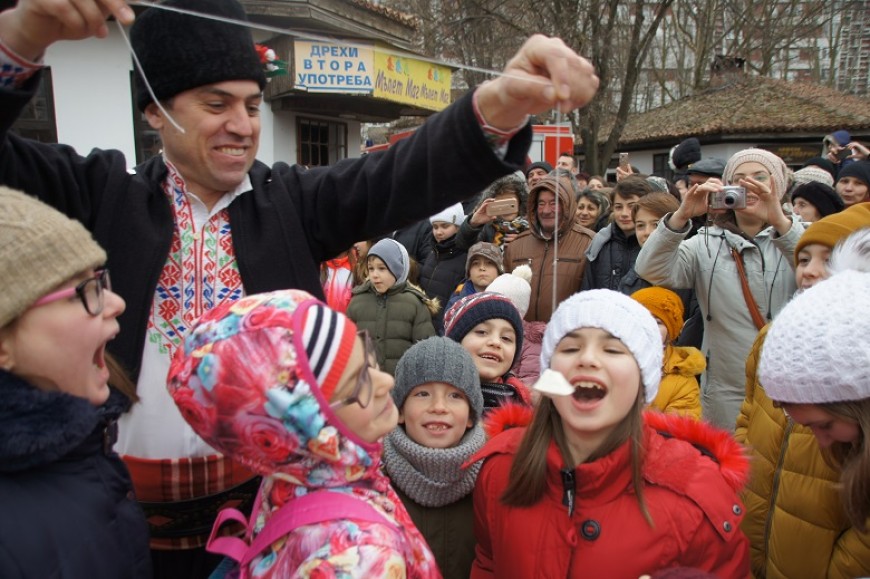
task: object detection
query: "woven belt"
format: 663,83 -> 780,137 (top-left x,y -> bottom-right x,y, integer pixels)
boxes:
139,476 -> 261,539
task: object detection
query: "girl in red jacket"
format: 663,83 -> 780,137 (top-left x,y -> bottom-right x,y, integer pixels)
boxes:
471,289 -> 750,579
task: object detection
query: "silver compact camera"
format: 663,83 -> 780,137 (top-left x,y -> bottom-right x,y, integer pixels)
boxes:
708,185 -> 747,210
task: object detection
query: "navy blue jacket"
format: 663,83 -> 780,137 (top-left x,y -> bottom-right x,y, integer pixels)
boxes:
581,222 -> 642,292
0,372 -> 151,578
419,235 -> 469,331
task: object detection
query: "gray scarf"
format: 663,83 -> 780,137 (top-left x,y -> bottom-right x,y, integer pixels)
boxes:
383,423 -> 486,507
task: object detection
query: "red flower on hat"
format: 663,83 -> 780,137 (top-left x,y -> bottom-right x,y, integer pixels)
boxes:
255,43 -> 288,80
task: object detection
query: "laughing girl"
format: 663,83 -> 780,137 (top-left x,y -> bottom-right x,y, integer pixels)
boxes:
470,289 -> 750,578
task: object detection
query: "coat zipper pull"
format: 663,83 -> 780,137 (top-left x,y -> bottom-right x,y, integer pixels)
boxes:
561,468 -> 576,517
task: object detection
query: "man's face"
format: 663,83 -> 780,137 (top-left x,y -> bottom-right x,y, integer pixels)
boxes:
612,194 -> 641,233
145,80 -> 262,203
536,190 -> 560,234
527,168 -> 549,188
556,155 -> 575,173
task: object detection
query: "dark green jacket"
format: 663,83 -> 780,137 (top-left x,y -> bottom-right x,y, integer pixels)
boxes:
347,281 -> 436,375
394,486 -> 476,579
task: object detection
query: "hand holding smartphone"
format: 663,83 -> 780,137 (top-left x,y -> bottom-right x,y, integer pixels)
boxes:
486,198 -> 518,217
837,146 -> 853,162
619,152 -> 630,171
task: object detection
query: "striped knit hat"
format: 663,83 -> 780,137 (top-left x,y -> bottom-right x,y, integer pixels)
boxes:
443,292 -> 524,367
168,290 -> 357,429
298,298 -> 359,400
167,290 -> 387,477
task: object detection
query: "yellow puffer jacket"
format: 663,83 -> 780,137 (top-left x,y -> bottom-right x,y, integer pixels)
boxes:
649,345 -> 703,420
735,325 -> 870,579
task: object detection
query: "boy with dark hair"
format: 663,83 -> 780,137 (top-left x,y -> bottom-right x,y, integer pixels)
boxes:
582,176 -> 653,292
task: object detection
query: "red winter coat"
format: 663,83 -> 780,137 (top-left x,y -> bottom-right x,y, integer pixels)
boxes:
471,412 -> 751,579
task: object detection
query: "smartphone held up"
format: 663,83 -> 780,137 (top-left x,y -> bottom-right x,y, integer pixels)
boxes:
486,198 -> 519,218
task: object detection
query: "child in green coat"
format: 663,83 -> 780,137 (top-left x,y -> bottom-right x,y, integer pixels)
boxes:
347,238 -> 437,375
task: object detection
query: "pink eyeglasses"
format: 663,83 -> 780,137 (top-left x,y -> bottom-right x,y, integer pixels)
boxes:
32,269 -> 112,316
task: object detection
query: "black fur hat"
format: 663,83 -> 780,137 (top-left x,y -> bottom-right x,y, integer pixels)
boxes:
131,0 -> 266,111
669,138 -> 702,171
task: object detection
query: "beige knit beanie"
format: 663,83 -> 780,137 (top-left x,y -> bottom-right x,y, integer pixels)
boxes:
0,187 -> 106,327
723,148 -> 790,200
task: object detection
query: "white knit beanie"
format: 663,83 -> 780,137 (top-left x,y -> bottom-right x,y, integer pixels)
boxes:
487,264 -> 532,318
723,148 -> 790,200
759,269 -> 870,404
540,289 -> 662,404
429,202 -> 465,226
793,166 -> 835,188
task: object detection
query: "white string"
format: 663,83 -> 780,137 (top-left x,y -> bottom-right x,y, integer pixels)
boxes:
115,19 -> 185,133
126,0 -> 551,88
552,110 -> 562,315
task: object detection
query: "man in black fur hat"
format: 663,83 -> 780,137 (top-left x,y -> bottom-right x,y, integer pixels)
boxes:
0,0 -> 598,576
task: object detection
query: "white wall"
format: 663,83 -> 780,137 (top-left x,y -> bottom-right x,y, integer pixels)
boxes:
46,30 -> 137,168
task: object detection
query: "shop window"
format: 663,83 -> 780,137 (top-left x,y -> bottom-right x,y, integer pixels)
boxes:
10,68 -> 57,143
297,118 -> 347,167
652,152 -> 673,181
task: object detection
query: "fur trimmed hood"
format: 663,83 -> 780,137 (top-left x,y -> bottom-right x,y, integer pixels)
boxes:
644,410 -> 749,492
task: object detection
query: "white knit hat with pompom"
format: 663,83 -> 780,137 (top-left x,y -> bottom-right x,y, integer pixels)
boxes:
487,264 -> 532,318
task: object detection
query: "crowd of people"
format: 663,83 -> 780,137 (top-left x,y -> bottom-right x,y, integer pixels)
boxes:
0,0 -> 869,577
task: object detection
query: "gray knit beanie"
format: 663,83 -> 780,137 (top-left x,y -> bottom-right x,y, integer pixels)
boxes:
368,238 -> 410,286
393,337 -> 483,422
0,187 -> 106,327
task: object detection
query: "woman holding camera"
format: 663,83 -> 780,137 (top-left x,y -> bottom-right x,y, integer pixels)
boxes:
634,149 -> 804,430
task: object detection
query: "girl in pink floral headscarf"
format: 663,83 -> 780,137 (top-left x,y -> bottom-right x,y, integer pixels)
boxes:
167,289 -> 441,578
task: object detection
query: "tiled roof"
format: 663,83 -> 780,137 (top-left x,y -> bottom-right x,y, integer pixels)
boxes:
348,0 -> 418,29
619,75 -> 870,145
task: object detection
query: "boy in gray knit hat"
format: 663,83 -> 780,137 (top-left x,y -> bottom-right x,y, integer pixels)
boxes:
347,239 -> 436,375
384,336 -> 485,579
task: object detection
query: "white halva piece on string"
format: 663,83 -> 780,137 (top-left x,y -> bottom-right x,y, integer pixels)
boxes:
533,368 -> 574,397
